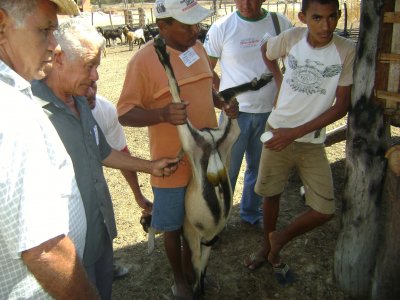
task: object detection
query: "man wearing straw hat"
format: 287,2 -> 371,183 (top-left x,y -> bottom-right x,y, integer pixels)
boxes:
0,0 -> 99,299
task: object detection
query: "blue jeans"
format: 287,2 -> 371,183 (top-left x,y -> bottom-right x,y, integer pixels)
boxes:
224,111 -> 270,224
151,186 -> 186,231
85,231 -> 113,300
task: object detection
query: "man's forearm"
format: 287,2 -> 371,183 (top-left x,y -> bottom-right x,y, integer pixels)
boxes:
119,107 -> 163,127
22,235 -> 99,300
103,149 -> 152,173
120,148 -> 144,200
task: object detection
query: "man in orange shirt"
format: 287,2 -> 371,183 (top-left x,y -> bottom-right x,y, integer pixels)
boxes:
118,1 -> 238,298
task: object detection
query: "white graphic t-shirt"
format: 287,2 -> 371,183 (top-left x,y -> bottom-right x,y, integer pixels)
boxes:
265,27 -> 356,143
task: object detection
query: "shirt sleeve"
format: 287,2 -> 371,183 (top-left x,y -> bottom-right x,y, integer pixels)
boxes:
97,125 -> 112,161
93,96 -> 127,151
117,52 -> 155,116
266,27 -> 301,61
337,39 -> 356,86
203,22 -> 223,59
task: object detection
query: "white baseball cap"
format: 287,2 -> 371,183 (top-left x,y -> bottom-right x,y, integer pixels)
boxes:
154,0 -> 212,25
50,0 -> 80,16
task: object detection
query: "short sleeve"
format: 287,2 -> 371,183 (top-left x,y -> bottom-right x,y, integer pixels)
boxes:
266,33 -> 287,61
117,50 -> 156,116
266,27 -> 303,61
337,39 -> 356,86
203,21 -> 223,59
93,96 -> 127,151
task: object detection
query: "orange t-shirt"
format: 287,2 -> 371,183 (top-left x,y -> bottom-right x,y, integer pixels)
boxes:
117,40 -> 218,188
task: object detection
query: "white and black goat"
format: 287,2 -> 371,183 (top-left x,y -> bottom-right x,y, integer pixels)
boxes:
153,37 -> 273,298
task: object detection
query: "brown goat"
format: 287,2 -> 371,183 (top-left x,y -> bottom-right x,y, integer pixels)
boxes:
125,28 -> 146,51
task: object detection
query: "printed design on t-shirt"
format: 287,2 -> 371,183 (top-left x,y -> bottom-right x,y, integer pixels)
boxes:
286,54 -> 342,95
239,37 -> 260,49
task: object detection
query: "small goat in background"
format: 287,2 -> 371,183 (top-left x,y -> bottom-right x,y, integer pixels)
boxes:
123,26 -> 146,51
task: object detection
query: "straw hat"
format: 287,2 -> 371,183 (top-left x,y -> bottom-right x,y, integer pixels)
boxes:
50,0 -> 80,16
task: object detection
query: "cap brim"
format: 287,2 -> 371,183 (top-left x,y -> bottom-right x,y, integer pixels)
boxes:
50,0 -> 80,16
173,6 -> 212,25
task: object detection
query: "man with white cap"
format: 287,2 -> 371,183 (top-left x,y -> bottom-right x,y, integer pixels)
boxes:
118,0 -> 238,298
0,0 -> 99,298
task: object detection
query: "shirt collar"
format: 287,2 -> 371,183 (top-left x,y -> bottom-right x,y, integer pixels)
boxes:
0,59 -> 33,99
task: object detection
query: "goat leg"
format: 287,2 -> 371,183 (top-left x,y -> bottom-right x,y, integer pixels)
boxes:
217,73 -> 274,102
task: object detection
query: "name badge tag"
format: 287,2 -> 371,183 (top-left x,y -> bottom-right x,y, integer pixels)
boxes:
179,47 -> 200,67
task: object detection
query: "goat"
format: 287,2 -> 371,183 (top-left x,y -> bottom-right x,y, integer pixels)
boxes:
127,28 -> 146,50
153,36 -> 273,298
97,26 -> 123,47
197,23 -> 210,43
146,23 -> 160,39
122,25 -> 137,44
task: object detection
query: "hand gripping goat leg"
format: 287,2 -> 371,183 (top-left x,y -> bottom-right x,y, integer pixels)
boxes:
153,37 -> 272,298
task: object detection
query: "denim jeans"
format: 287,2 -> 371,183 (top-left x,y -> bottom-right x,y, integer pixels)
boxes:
223,111 -> 270,224
85,231 -> 114,300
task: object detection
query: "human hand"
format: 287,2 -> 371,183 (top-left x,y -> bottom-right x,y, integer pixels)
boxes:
135,194 -> 153,214
160,102 -> 188,125
151,157 -> 180,177
264,128 -> 300,152
222,98 -> 239,119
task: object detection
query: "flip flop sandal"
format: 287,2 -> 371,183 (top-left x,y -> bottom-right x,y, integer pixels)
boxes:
272,262 -> 295,285
243,253 -> 267,272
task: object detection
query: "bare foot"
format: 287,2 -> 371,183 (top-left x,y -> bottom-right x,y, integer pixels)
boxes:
268,231 -> 284,266
243,247 -> 269,271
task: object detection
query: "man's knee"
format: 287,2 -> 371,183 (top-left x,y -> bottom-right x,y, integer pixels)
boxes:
315,211 -> 334,223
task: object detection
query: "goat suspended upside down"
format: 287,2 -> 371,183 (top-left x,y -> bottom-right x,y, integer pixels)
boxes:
153,36 -> 273,298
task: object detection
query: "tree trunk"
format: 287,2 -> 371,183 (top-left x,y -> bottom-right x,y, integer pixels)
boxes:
370,0 -> 400,298
371,147 -> 400,300
333,0 -> 387,297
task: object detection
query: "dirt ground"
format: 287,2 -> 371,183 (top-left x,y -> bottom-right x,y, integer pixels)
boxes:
95,42 -> 358,300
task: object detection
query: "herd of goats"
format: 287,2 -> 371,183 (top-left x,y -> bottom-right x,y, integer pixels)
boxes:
96,23 -> 210,50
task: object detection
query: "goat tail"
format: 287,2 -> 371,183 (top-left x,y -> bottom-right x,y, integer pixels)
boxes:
206,150 -> 227,186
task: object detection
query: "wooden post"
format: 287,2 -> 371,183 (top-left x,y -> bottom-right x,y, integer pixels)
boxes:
138,7 -> 145,28
370,146 -> 400,300
371,0 -> 400,299
334,0 -> 387,297
108,11 -> 113,29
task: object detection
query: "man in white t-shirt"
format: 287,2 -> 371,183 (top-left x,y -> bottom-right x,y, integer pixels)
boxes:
86,81 -> 153,279
204,0 -> 291,227
245,0 -> 356,283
